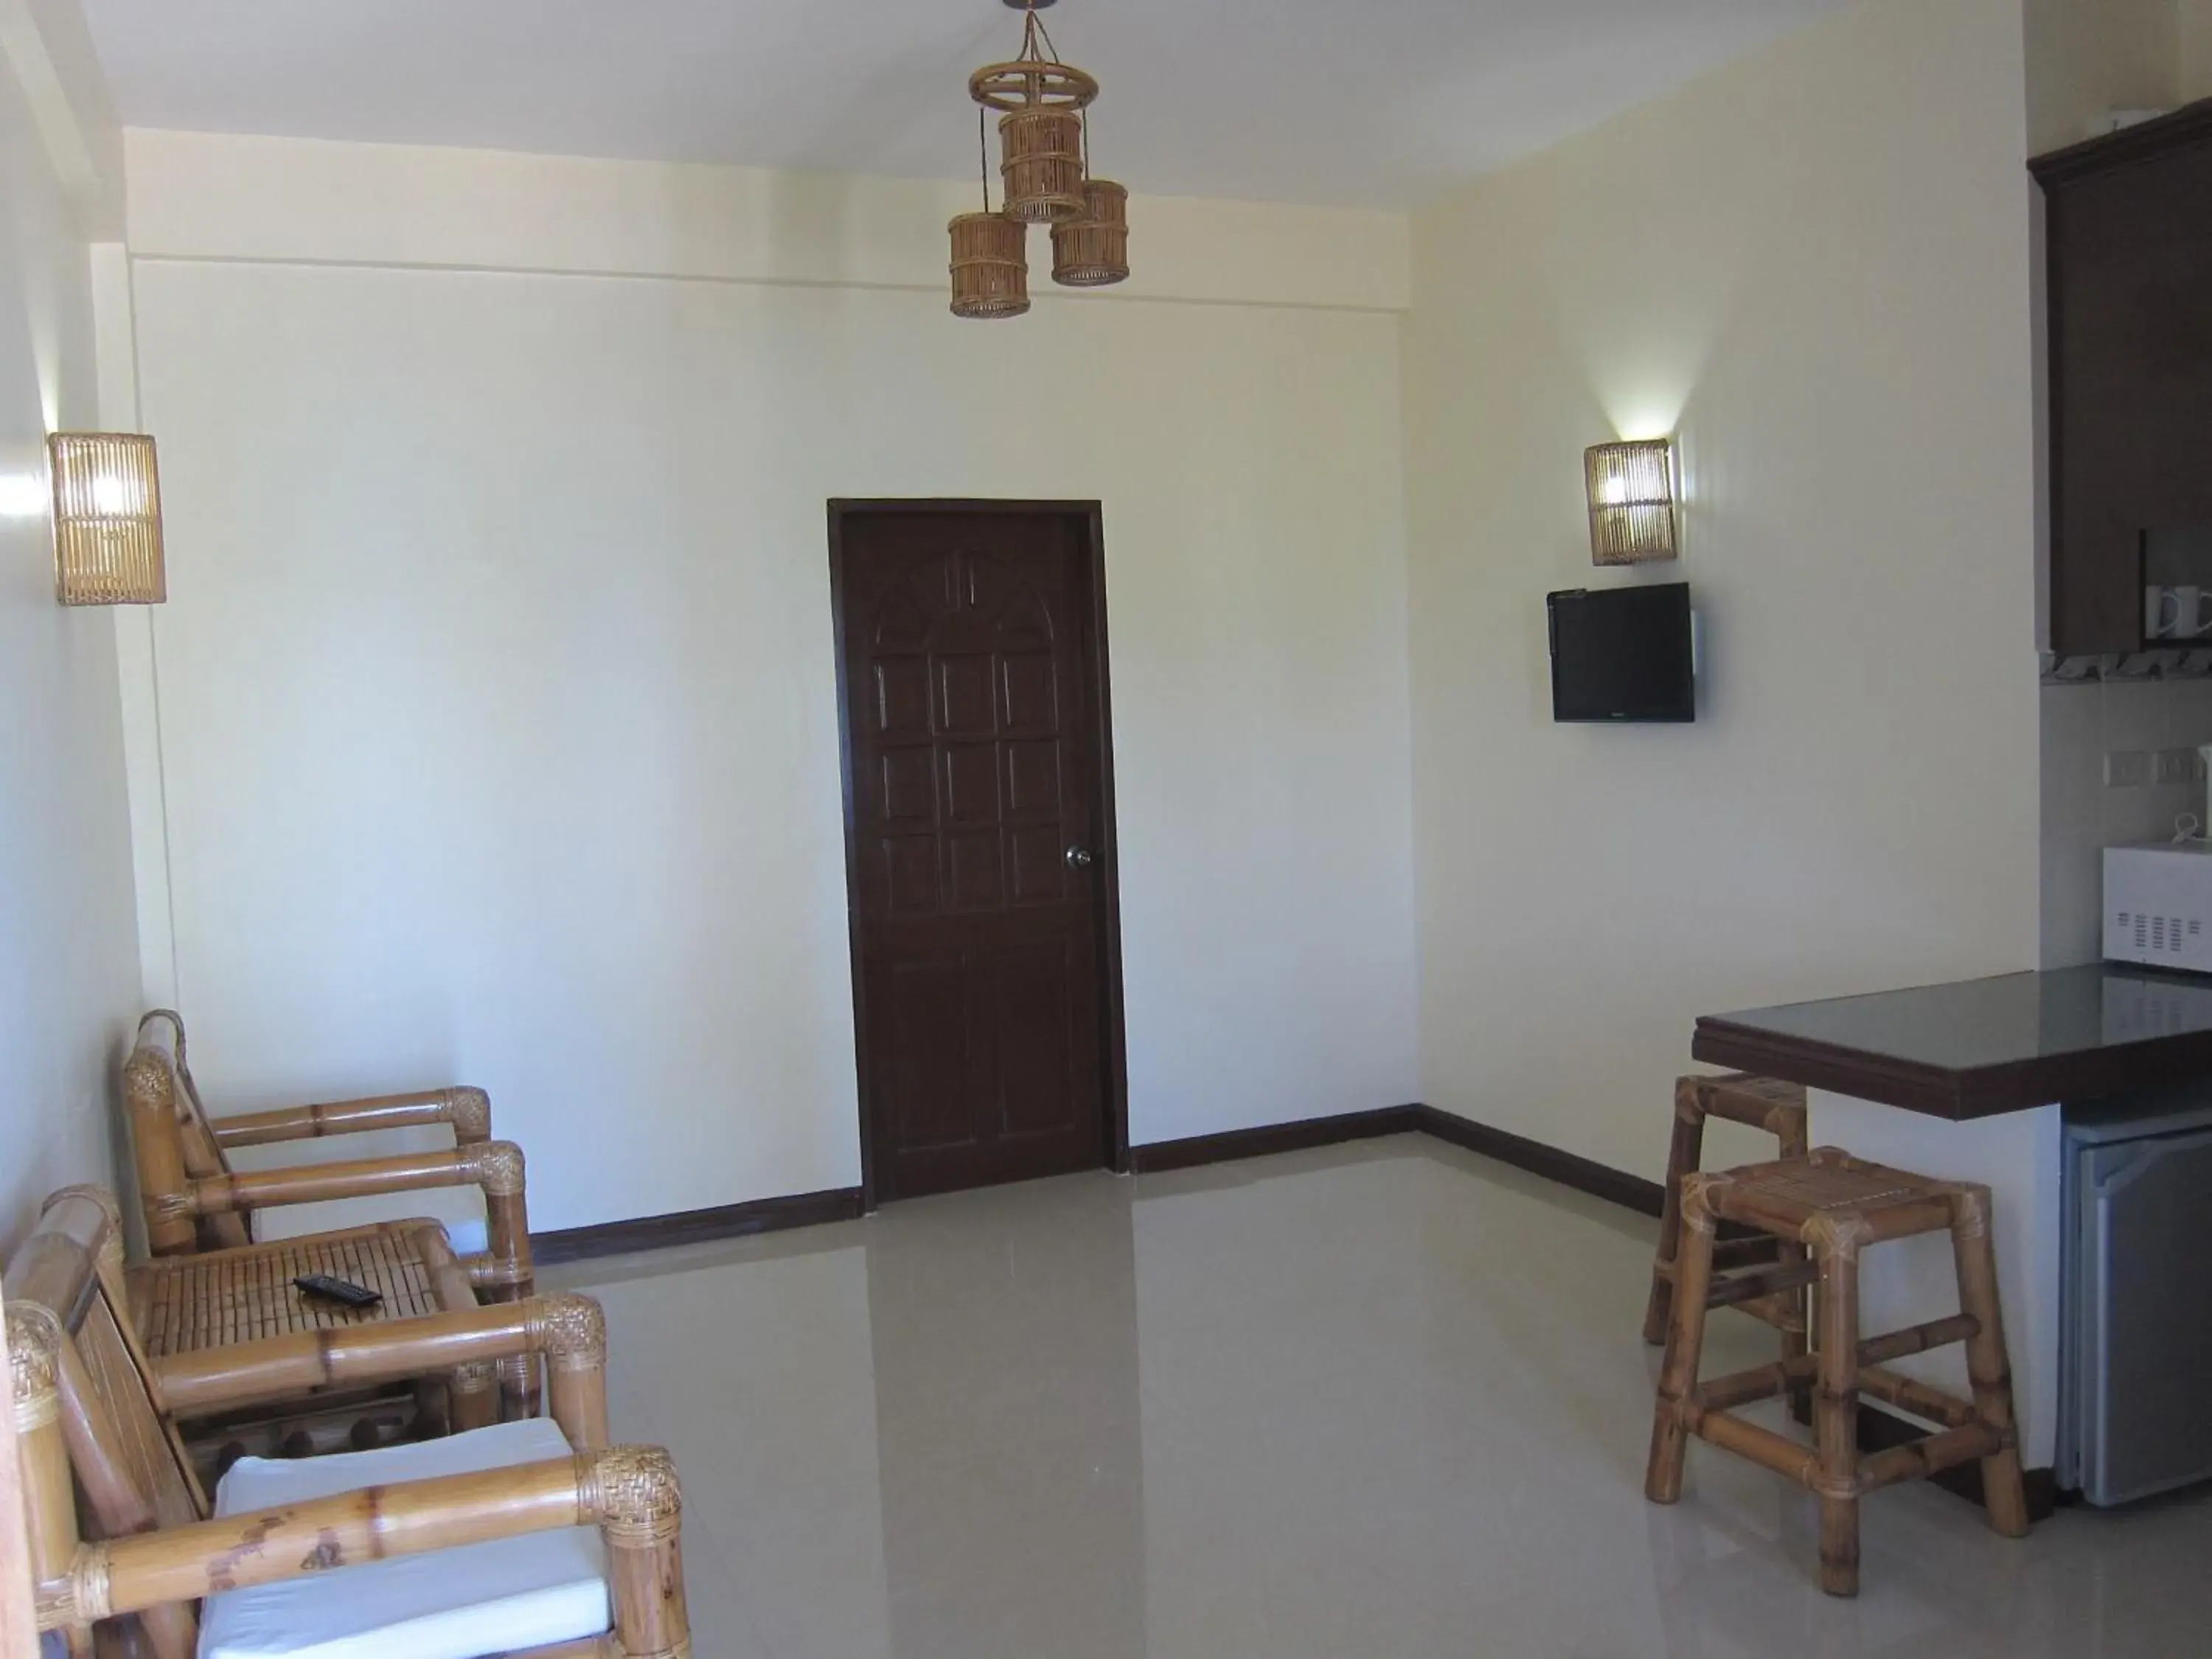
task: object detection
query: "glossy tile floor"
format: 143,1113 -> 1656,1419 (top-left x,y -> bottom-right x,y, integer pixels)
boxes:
549,1136 -> 2211,1658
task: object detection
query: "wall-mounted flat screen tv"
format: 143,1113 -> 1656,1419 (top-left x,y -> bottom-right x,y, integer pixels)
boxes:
1546,582 -> 1695,723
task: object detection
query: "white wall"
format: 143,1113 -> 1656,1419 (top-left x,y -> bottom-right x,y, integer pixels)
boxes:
2188,1 -> 2212,99
119,130 -> 1409,314
2024,0 -> 2184,153
1404,0 -> 2043,1181
0,7 -> 137,1251
122,132 -> 1419,1232
2021,0 -> 2212,155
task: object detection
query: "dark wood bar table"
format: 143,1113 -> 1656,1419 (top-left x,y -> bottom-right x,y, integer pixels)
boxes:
1691,963 -> 2212,1477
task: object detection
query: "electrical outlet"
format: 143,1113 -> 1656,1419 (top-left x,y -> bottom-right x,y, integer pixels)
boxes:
2157,748 -> 2202,786
2108,750 -> 2155,788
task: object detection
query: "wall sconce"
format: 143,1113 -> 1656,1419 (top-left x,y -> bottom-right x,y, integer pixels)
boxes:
49,432 -> 166,605
1584,438 -> 1677,566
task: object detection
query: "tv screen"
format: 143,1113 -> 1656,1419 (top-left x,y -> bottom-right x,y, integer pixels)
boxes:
1547,583 -> 1694,723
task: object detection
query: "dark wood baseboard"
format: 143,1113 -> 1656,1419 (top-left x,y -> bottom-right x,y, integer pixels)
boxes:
1128,1106 -> 1423,1174
1854,1401 -> 2060,1522
539,1103 -> 1643,1259
532,1186 -> 865,1266
1408,1105 -> 1666,1217
1125,1103 -> 1669,1218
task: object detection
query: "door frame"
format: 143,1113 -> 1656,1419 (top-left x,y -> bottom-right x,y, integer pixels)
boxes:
826,498 -> 1132,1210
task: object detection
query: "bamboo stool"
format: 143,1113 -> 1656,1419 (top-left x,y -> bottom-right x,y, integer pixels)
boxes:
1644,1074 -> 1809,1348
1645,1147 -> 2031,1597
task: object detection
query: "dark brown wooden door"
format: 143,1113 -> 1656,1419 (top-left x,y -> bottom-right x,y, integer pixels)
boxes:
833,507 -> 1117,1203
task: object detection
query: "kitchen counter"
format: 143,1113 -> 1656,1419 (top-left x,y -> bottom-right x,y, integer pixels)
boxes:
1694,963 -> 2212,1120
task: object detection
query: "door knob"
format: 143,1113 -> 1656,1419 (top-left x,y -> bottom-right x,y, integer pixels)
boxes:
1065,845 -> 1094,869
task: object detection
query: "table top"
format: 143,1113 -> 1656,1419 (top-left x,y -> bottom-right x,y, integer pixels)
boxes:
1693,964 -> 2212,1119
128,1220 -> 457,1357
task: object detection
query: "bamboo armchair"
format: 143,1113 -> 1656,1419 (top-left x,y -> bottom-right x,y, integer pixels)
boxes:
125,1010 -> 532,1300
7,1189 -> 690,1658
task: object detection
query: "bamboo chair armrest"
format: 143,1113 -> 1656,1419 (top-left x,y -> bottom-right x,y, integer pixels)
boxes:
55,1447 -> 676,1627
151,1293 -> 606,1417
213,1087 -> 493,1149
182,1141 -> 525,1216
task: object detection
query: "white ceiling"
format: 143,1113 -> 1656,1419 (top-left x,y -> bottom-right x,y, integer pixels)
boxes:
80,0 -> 1844,206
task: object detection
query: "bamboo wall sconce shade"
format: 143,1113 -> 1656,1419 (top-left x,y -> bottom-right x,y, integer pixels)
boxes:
1585,439 -> 1679,565
49,433 -> 167,604
949,1 -> 1129,315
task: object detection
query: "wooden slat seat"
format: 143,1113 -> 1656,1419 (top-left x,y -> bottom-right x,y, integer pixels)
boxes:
1645,1147 -> 2032,1596
1701,1150 -> 1961,1240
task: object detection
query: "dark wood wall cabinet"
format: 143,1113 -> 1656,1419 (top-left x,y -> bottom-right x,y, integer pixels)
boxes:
2033,100 -> 2212,658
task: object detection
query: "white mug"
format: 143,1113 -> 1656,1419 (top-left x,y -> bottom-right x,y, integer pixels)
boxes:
2155,585 -> 2210,640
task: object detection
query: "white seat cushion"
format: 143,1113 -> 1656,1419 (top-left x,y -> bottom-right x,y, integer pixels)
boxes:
199,1419 -> 609,1659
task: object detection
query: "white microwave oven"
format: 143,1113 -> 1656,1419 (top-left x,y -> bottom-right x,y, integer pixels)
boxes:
2104,842 -> 2212,972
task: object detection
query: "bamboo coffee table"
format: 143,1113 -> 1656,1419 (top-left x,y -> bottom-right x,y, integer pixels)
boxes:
126,1217 -> 512,1472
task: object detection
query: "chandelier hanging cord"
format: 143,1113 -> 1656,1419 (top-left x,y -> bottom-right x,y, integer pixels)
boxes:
978,106 -> 992,211
1026,10 -> 1062,65
1021,7 -> 1064,107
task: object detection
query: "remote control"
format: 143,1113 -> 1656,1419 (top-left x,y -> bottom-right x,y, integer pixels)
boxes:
293,1274 -> 383,1309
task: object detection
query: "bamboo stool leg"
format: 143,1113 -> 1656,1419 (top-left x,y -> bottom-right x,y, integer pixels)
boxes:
589,1450 -> 691,1659
1812,1220 -> 1863,1597
1949,1187 -> 2030,1539
1644,1079 -> 1708,1346
1646,1175 -> 1718,1504
1778,1228 -> 1815,1427
1775,1106 -> 1814,1419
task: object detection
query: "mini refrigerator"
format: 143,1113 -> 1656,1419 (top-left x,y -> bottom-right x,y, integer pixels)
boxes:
2059,1091 -> 2212,1505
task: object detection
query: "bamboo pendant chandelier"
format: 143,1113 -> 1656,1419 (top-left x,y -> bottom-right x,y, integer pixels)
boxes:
950,0 -> 1129,319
